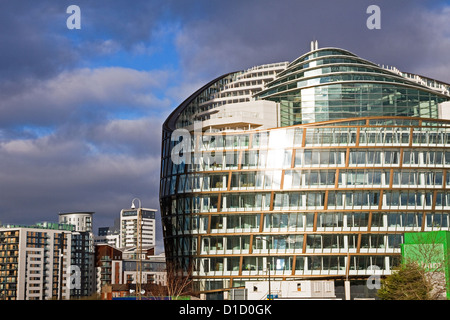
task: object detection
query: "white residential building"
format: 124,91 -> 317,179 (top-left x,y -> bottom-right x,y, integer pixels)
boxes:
120,208 -> 157,249
58,211 -> 94,233
0,222 -> 74,300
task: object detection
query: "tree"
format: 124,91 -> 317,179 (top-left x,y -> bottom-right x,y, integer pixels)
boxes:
379,231 -> 450,300
401,232 -> 449,299
377,262 -> 431,300
165,260 -> 194,299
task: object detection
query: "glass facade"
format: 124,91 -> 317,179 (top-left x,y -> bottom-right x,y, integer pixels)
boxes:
160,47 -> 450,298
257,48 -> 447,126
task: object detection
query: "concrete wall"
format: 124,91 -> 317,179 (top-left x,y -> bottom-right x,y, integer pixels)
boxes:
438,101 -> 450,120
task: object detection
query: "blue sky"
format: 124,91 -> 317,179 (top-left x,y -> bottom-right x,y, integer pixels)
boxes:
1,0 -> 450,252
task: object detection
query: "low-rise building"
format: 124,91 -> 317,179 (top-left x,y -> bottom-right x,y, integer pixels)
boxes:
95,244 -> 167,298
95,244 -> 123,291
101,283 -> 168,300
122,252 -> 166,287
243,280 -> 337,300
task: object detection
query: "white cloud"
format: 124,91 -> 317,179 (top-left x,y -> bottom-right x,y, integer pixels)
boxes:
0,67 -> 173,128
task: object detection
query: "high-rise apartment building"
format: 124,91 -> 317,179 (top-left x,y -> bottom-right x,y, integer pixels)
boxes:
120,208 -> 157,249
160,43 -> 450,299
59,212 -> 96,298
0,222 -> 74,300
58,212 -> 93,233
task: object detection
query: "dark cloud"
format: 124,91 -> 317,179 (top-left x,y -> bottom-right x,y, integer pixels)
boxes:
0,120 -> 163,244
172,0 -> 450,83
0,0 -> 173,90
0,2 -> 76,83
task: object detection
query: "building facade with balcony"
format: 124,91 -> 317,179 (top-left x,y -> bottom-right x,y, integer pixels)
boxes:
95,244 -> 167,298
0,222 -> 74,300
160,43 -> 450,299
59,212 -> 96,298
120,208 -> 157,249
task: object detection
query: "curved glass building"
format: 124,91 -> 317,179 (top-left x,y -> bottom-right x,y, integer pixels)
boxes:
160,44 -> 450,299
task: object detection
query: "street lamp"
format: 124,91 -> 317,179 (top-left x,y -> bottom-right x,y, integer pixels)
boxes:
255,236 -> 272,300
131,198 -> 142,300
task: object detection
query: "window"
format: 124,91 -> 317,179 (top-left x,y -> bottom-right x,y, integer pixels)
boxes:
339,169 -> 388,187
360,234 -> 385,249
303,170 -> 336,187
348,212 -> 369,228
328,192 -> 379,208
222,193 -> 271,211
295,149 -> 346,167
317,213 -> 343,228
283,170 -> 302,189
226,215 -> 260,230
273,192 -> 307,209
384,191 -> 425,208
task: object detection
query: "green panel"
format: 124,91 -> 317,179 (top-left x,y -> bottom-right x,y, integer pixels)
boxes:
403,243 -> 445,271
401,231 -> 450,299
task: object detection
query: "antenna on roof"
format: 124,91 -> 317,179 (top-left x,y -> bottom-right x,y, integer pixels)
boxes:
310,40 -> 319,51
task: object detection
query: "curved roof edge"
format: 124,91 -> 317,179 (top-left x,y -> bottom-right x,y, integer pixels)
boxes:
163,47 -> 450,132
162,72 -> 237,132
288,47 -> 361,68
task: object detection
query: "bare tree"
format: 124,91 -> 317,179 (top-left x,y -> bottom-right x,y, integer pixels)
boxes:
401,232 -> 449,300
379,232 -> 449,300
165,260 -> 194,299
